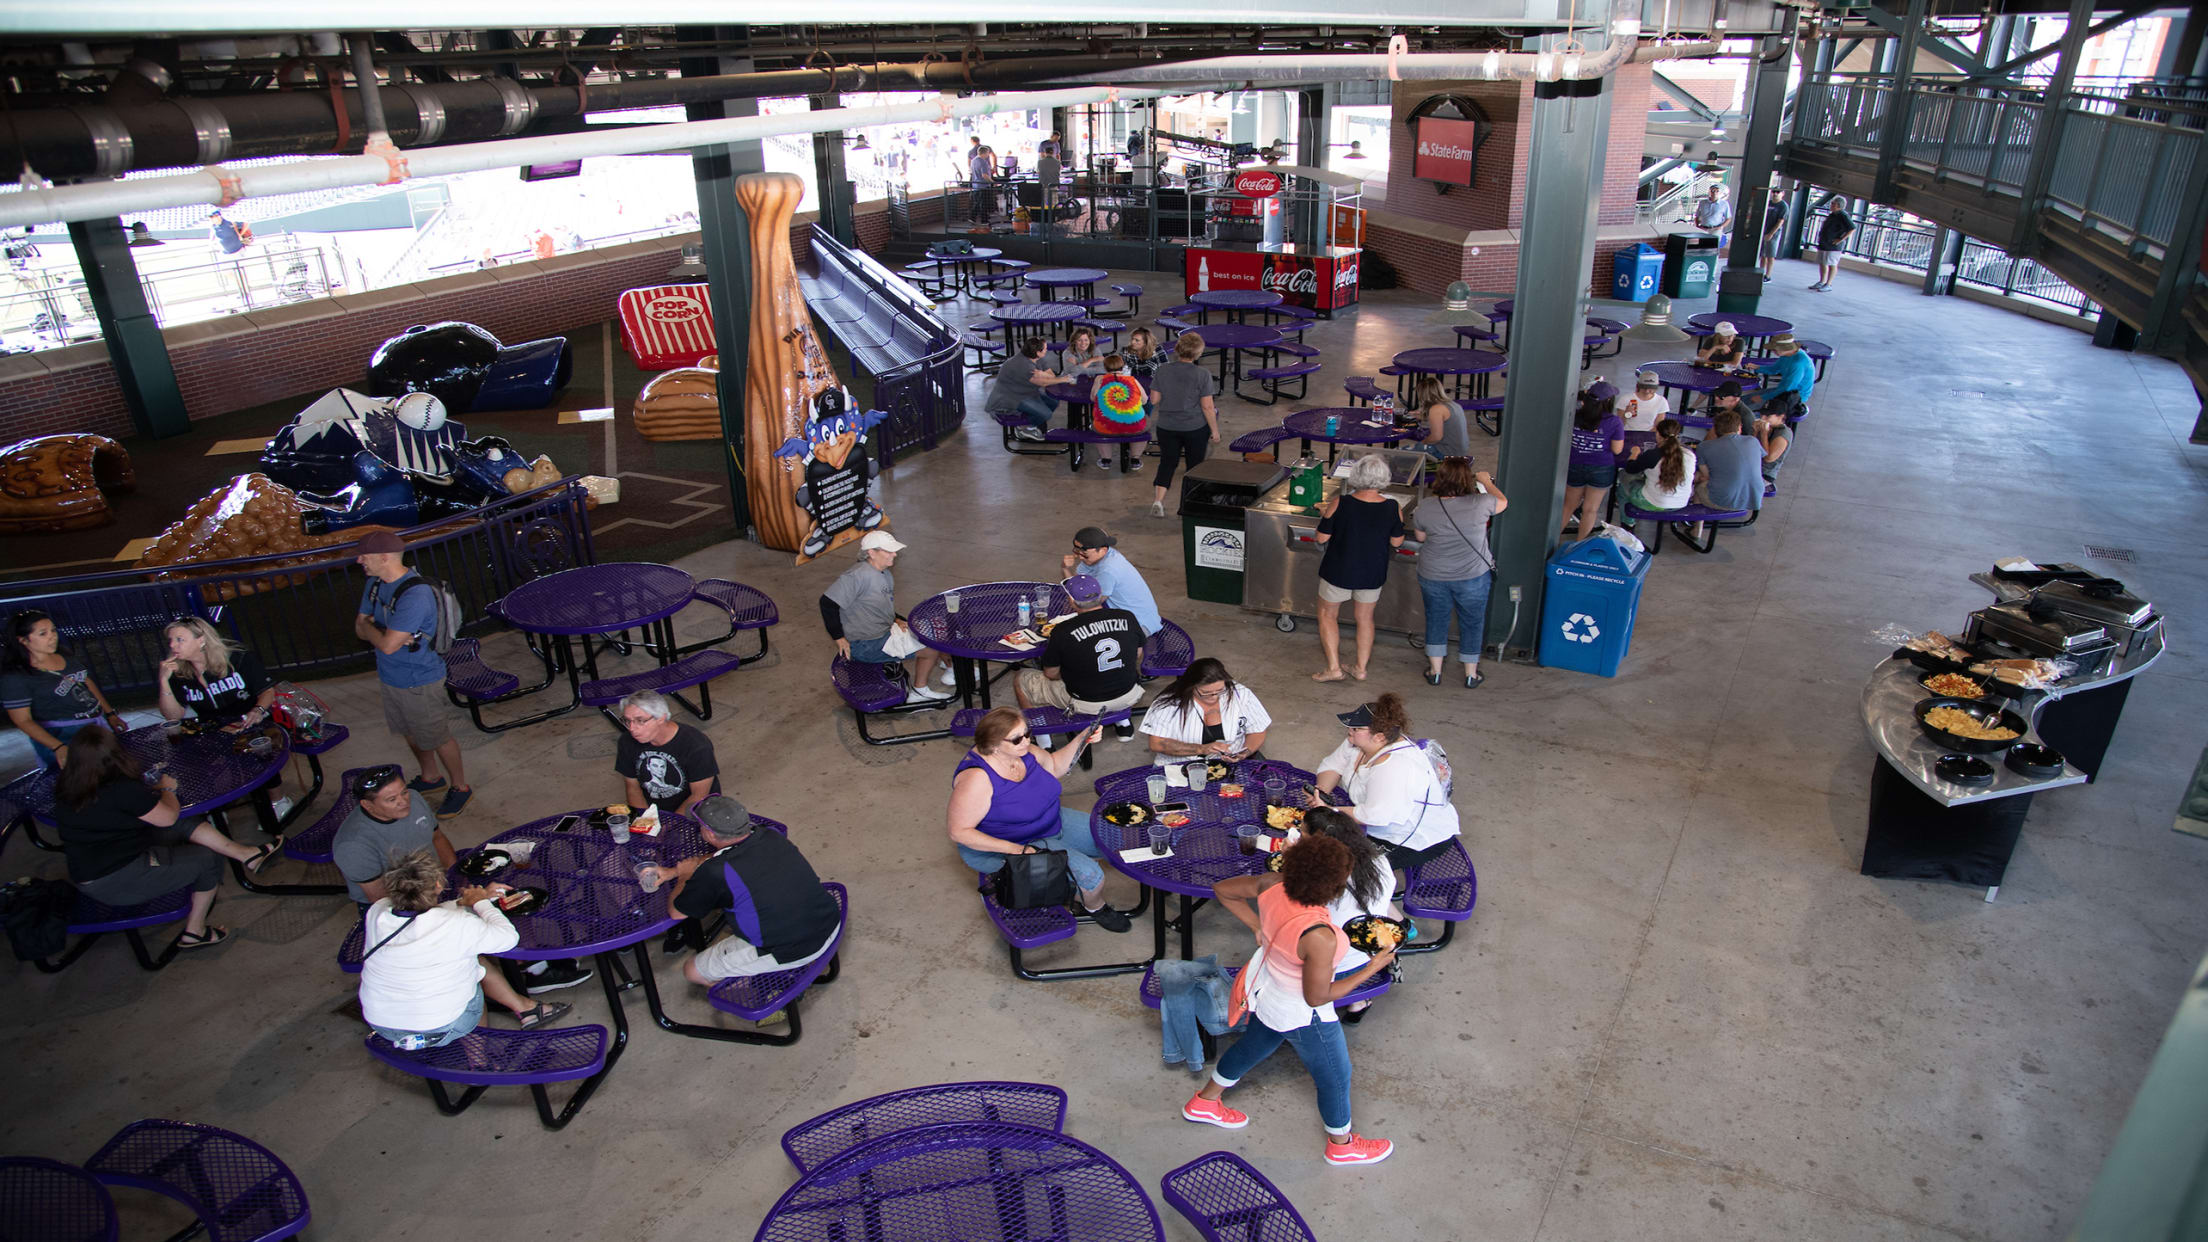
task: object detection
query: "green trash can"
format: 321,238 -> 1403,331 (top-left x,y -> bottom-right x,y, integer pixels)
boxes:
1177,460 -> 1284,605
1662,231 -> 1721,299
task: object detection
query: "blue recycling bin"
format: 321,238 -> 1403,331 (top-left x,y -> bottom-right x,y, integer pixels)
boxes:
1610,243 -> 1664,303
1538,537 -> 1650,677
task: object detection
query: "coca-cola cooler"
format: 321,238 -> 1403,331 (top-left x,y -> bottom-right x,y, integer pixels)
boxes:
1185,245 -> 1361,317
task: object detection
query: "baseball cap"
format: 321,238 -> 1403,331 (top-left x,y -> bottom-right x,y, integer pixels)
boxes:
1072,526 -> 1117,550
1634,371 -> 1659,389
1768,333 -> 1799,353
1335,703 -> 1376,729
1714,321 -> 1737,337
354,530 -> 406,555
1714,380 -> 1743,399
695,795 -> 753,837
1584,381 -> 1618,403
1065,574 -> 1104,605
859,530 -> 907,553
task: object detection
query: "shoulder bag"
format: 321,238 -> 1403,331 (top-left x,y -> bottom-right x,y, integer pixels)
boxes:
992,847 -> 1074,910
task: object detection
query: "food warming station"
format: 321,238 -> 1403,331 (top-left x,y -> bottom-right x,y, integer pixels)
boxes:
1242,449 -> 1428,635
1859,561 -> 2163,900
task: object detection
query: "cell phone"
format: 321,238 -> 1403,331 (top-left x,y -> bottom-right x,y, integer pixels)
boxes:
552,814 -> 582,834
1153,801 -> 1189,817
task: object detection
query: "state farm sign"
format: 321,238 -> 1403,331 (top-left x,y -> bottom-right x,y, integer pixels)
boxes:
1413,116 -> 1480,188
1234,169 -> 1283,198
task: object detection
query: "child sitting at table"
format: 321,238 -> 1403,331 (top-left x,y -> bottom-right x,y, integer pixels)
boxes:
1613,371 -> 1670,433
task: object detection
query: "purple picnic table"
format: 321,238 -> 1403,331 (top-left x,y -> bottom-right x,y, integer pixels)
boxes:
1023,267 -> 1111,301
1281,406 -> 1411,463
1185,321 -> 1282,385
921,245 -> 1004,293
906,580 -> 1074,709
491,562 -> 701,729
1685,311 -> 1792,348
1090,758 -> 1327,961
990,301 -> 1087,327
1641,359 -> 1767,408
0,1156 -> 118,1242
1189,288 -> 1284,323
1390,346 -> 1508,401
756,1121 -> 1165,1242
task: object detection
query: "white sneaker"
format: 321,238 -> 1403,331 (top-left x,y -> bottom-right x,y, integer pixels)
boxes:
907,684 -> 954,703
1013,425 -> 1047,442
1150,500 -> 1166,518
935,667 -> 958,688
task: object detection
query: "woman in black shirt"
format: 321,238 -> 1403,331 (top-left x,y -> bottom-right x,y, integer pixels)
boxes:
3,608 -> 126,769
1312,455 -> 1406,684
50,724 -> 281,949
155,617 -> 276,727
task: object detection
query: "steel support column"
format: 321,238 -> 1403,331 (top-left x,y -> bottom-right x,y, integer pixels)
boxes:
1488,67 -> 1611,662
66,218 -> 187,438
2011,0 -> 2095,253
1720,19 -> 1795,312
810,95 -> 857,248
681,29 -> 766,539
1872,0 -> 1927,201
1292,87 -> 1330,246
1922,226 -> 1960,295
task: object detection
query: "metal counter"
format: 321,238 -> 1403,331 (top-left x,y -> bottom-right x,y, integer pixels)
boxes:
1242,473 -> 1430,634
1859,657 -> 2088,807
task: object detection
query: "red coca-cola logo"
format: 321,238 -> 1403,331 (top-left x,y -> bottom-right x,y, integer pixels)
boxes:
645,296 -> 705,323
1234,170 -> 1283,198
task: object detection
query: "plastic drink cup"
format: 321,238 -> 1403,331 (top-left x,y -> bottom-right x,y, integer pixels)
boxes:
504,840 -> 538,865
1146,773 -> 1169,803
1235,825 -> 1262,855
636,864 -> 664,894
946,591 -> 962,615
1147,824 -> 1171,855
1186,762 -> 1209,794
247,734 -> 274,756
1325,413 -> 1340,436
607,811 -> 630,835
1263,777 -> 1287,807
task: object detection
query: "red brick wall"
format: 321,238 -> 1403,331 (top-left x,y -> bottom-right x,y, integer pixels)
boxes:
0,196 -> 921,442
1602,66 -> 1653,227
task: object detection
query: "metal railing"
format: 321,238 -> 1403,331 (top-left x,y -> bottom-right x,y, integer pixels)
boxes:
1803,203 -> 2098,317
1,236 -> 341,351
937,174 -> 1206,245
0,479 -> 594,699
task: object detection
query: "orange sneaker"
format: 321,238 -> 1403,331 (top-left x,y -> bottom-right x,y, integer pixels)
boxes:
1181,1094 -> 1249,1130
1323,1133 -> 1394,1166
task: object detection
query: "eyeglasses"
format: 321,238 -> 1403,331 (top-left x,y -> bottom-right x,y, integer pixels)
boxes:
1003,732 -> 1031,744
355,764 -> 404,797
621,714 -> 657,728
1194,687 -> 1226,700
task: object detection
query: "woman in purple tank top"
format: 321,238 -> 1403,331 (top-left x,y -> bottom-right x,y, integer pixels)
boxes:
948,707 -> 1133,932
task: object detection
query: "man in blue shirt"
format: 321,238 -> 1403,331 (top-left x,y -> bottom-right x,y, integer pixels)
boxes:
354,531 -> 471,817
1748,334 -> 1814,414
1061,526 -> 1161,637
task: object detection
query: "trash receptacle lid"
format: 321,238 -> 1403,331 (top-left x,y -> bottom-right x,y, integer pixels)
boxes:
1550,536 -> 1646,574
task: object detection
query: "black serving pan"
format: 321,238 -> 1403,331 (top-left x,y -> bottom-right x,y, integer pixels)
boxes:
1914,696 -> 2029,755
2005,743 -> 2066,778
1933,754 -> 1995,787
1894,645 -> 1974,676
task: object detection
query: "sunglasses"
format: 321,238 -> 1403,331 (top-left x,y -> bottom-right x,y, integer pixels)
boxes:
1004,732 -> 1031,744
355,764 -> 405,797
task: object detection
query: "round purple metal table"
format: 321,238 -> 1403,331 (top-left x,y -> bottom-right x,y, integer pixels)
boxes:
17,721 -> 297,890
1091,758 -> 1327,960
756,1121 -> 1164,1242
921,245 -> 1003,294
1391,346 -> 1508,401
926,244 -> 1002,262
1642,359 -> 1766,408
0,1156 -> 117,1242
1186,321 -> 1281,385
906,580 -> 1074,709
1189,288 -> 1283,324
494,562 -> 699,728
1281,407 -> 1411,464
1685,311 -> 1793,355
1023,267 -> 1111,301
990,301 -> 1086,328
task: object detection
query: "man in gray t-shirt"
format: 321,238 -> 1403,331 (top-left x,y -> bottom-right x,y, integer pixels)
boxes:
1145,336 -> 1221,516
987,339 -> 1066,439
819,530 -> 949,702
332,767 -> 449,906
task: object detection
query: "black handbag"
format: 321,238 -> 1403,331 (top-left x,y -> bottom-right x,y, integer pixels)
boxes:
0,877 -> 78,962
992,848 -> 1075,909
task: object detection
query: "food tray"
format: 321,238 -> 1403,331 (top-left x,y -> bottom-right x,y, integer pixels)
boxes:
458,848 -> 512,880
1913,696 -> 2028,755
1342,914 -> 1410,954
1933,755 -> 1995,787
493,886 -> 549,916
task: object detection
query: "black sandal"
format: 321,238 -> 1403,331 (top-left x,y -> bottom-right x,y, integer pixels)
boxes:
1464,673 -> 1485,690
175,926 -> 229,950
516,1001 -> 572,1030
1423,671 -> 1441,686
244,839 -> 284,874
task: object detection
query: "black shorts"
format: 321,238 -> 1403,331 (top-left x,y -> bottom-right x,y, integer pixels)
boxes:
1382,837 -> 1456,872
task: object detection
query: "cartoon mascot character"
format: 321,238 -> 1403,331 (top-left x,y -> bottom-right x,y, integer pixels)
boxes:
773,385 -> 890,563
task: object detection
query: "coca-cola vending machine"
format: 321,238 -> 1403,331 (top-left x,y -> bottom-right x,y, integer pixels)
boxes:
1186,246 -> 1360,316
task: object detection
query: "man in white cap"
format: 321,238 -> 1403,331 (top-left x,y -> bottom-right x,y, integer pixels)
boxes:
820,530 -> 951,704
1614,370 -> 1671,433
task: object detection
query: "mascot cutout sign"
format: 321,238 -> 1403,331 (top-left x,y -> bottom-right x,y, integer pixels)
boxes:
773,385 -> 889,562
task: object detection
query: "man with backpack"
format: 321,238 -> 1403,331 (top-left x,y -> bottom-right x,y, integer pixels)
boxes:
354,531 -> 471,818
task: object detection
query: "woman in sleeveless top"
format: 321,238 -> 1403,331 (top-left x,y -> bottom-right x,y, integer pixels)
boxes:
1181,835 -> 1398,1165
946,706 -> 1133,932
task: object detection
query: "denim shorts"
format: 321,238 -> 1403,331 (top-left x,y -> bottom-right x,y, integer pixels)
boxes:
846,634 -> 893,664
1566,462 -> 1617,489
371,989 -> 485,1051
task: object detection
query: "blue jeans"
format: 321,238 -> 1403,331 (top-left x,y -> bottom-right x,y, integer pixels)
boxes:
1018,395 -> 1058,432
30,717 -> 97,769
1419,572 -> 1493,662
371,990 -> 485,1051
846,634 -> 894,664
1212,1014 -> 1354,1133
1157,955 -> 1238,1073
958,805 -> 1106,894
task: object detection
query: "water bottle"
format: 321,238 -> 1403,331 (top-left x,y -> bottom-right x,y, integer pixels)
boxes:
1325,413 -> 1340,437
1017,597 -> 1032,628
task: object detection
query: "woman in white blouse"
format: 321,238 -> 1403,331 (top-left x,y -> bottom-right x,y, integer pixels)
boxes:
1310,694 -> 1460,873
1139,658 -> 1271,765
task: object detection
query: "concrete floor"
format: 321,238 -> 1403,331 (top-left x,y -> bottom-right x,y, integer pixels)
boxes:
4,255 -> 2205,1241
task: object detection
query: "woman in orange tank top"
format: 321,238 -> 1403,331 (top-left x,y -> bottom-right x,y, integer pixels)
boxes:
1181,835 -> 1400,1166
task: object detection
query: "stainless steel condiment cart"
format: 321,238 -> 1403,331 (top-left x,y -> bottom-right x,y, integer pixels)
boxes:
1241,449 -> 1428,634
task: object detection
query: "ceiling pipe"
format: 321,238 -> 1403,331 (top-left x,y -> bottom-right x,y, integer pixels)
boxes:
1044,16 -> 1645,84
0,55 -> 1180,177
0,83 -> 1189,230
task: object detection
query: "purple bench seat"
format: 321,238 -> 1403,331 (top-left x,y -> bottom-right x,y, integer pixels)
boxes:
442,637 -> 520,702
578,649 -> 743,719
1040,426 -> 1149,473
1399,836 -> 1478,954
86,1119 -> 309,1242
676,579 -> 778,663
780,1081 -> 1068,1173
337,917 -> 366,974
35,887 -> 194,974
365,1024 -> 609,1131
1621,501 -> 1755,554
1107,283 -> 1144,317
1240,361 -> 1319,405
1155,315 -> 1196,337
1343,376 -> 1386,406
977,873 -> 1148,983
1141,619 -> 1194,680
700,883 -> 846,1045
831,657 -> 952,746
1229,426 -> 1295,459
283,766 -> 368,871
0,1156 -> 118,1241
1163,1150 -> 1318,1242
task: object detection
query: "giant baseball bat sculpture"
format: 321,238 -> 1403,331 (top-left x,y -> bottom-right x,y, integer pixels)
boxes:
734,171 -> 830,555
